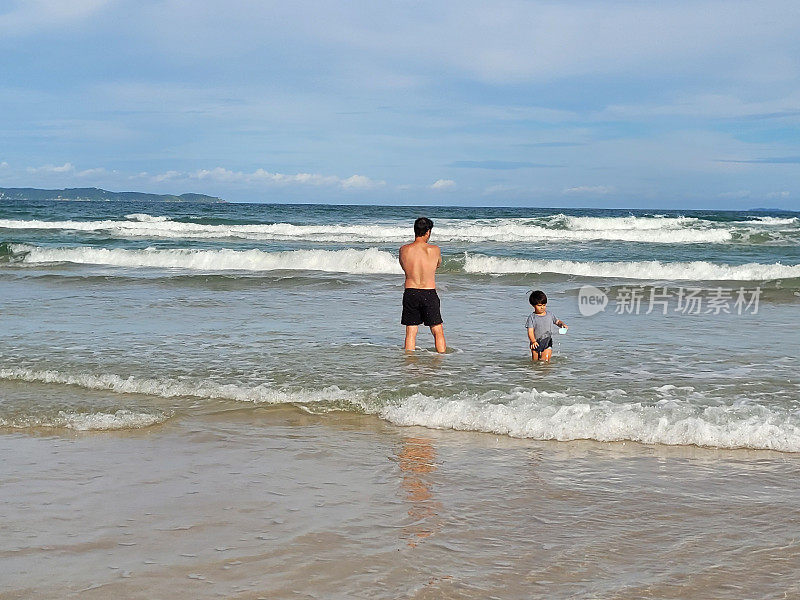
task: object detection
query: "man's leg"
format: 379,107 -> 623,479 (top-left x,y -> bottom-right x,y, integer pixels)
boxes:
405,325 -> 418,351
430,323 -> 446,353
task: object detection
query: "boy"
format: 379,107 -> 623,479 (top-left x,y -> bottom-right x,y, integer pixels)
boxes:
526,290 -> 567,361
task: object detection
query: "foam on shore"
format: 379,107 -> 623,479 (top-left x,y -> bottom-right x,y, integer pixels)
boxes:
2,367 -> 797,451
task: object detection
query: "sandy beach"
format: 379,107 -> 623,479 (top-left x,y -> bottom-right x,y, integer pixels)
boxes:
3,405 -> 799,599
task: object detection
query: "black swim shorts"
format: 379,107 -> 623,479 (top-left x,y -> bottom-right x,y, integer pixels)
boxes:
401,288 -> 443,327
531,337 -> 553,353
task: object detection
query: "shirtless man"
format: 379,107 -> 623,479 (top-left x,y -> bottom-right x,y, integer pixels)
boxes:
399,217 -> 447,353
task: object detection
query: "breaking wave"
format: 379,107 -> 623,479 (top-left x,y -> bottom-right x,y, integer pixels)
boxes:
0,214 -> 736,244
0,409 -> 169,431
10,244 -> 402,274
463,254 -> 800,281
379,388 -> 800,453
10,244 -> 799,280
735,216 -> 797,226
1,368 -> 797,451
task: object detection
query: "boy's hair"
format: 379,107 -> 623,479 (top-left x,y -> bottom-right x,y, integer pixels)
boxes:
529,290 -> 548,306
414,217 -> 434,238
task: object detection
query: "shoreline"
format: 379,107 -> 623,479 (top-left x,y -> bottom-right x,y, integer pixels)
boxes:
3,405 -> 798,599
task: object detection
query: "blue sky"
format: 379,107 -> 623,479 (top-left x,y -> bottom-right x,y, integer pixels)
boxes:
1,0 -> 799,209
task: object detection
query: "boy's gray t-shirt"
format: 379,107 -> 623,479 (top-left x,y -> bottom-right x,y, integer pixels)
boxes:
526,312 -> 558,341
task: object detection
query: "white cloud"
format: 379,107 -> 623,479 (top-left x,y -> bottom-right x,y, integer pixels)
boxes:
0,162 -> 9,169
717,190 -> 752,199
766,190 -> 790,199
152,170 -> 182,183
300,1 -> 800,85
562,185 -> 614,195
27,162 -> 75,175
341,174 -> 383,189
431,179 -> 455,190
75,167 -> 108,177
145,167 -> 384,190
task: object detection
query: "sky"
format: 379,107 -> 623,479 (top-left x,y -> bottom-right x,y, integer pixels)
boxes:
0,0 -> 799,209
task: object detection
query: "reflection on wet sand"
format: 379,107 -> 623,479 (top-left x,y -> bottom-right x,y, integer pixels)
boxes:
397,436 -> 442,547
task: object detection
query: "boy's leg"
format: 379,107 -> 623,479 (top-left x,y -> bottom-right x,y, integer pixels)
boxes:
430,323 -> 446,353
541,347 -> 553,361
404,325 -> 418,351
531,349 -> 540,361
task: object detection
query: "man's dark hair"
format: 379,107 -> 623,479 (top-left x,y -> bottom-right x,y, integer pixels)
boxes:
529,290 -> 548,306
414,217 -> 434,238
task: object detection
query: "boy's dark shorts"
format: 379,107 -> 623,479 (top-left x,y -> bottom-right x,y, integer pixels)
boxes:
401,288 -> 443,327
531,337 -> 553,353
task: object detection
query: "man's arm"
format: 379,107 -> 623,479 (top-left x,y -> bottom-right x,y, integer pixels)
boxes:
434,245 -> 442,269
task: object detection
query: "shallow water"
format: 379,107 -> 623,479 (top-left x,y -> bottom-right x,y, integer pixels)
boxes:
1,199 -> 798,596
1,200 -> 799,450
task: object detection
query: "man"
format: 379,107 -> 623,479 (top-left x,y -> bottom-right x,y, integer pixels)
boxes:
399,217 -> 447,353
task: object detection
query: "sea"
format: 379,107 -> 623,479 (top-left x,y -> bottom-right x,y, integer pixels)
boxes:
1,199 -> 799,598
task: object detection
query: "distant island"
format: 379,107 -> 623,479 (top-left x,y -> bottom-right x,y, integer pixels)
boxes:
0,187 -> 225,203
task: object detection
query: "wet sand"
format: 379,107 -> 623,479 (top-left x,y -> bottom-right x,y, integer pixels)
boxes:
2,407 -> 799,599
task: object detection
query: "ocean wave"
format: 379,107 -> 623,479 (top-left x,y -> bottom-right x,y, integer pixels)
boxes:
10,243 -> 799,280
554,214 -> 699,231
1,367 -> 797,451
10,244 -> 402,274
0,409 -> 169,431
379,388 -> 800,453
463,253 -> 800,281
0,215 -> 733,244
124,213 -> 172,222
736,216 -> 798,225
0,368 -> 364,407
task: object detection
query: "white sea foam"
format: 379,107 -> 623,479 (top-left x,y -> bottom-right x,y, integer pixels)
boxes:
0,215 -> 732,244
736,216 -> 798,225
463,253 -> 800,280
124,213 -> 172,222
0,368 -> 363,406
556,214 -> 699,231
379,389 -> 800,453
0,409 -> 169,431
2,368 -> 797,451
11,245 -> 402,274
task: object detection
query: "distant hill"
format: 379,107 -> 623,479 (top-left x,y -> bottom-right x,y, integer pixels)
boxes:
0,187 -> 225,203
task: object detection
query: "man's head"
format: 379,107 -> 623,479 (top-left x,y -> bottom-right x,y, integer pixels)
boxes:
414,217 -> 434,239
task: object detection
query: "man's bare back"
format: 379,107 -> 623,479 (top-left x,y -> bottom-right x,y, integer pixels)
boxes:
399,240 -> 441,289
399,218 -> 446,353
